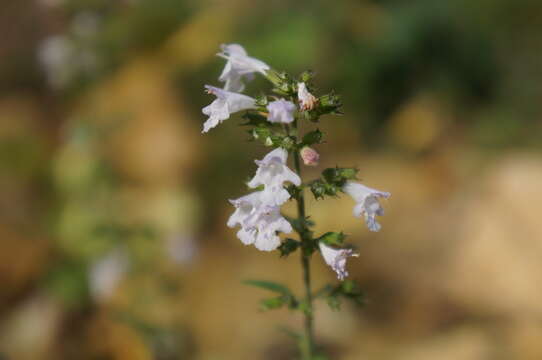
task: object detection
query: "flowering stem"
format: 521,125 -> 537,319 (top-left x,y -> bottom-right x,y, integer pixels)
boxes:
292,121 -> 315,359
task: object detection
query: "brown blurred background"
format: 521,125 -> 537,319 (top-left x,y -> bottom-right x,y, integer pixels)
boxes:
1,0 -> 542,359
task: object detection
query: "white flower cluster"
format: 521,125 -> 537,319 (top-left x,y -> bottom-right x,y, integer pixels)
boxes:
202,43 -> 391,281
202,43 -> 308,133
227,148 -> 300,251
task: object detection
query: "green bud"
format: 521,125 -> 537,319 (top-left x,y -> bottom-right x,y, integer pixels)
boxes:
280,136 -> 296,150
299,70 -> 315,83
322,167 -> 359,186
255,94 -> 269,107
302,129 -> 323,146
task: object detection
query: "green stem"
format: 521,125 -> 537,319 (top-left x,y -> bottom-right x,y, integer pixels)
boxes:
292,121 -> 315,359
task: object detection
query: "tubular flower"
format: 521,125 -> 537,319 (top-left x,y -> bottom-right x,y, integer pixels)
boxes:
227,191 -> 266,229
248,148 -> 301,206
343,181 -> 391,232
266,99 -> 296,124
202,85 -> 256,133
297,82 -> 317,111
228,192 -> 292,251
319,243 -> 359,281
218,43 -> 270,92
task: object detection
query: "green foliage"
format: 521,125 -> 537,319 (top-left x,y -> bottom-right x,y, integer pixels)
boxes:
316,232 -> 346,246
286,183 -> 303,200
298,70 -> 315,83
317,92 -> 343,115
309,179 -> 339,199
243,280 -> 299,311
242,112 -> 271,127
310,167 -> 359,200
279,238 -> 300,257
244,112 -> 298,149
318,280 -> 366,311
243,279 -> 293,296
45,261 -> 91,308
285,216 -> 315,243
255,94 -> 269,107
266,70 -> 297,97
302,129 -> 324,147
322,167 -> 359,185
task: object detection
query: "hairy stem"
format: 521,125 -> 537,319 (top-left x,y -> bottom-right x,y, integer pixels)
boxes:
292,121 -> 315,359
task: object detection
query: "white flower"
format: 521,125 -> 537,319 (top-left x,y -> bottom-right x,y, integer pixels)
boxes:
227,191 -> 265,229
217,43 -> 270,92
297,82 -> 317,111
266,99 -> 296,124
227,191 -> 292,251
319,243 -> 359,281
248,148 -> 301,206
343,181 -> 391,232
247,207 -> 292,251
202,85 -> 256,133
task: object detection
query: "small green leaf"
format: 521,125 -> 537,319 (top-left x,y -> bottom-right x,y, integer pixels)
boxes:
286,184 -> 302,200
243,280 -> 293,296
260,296 -> 285,310
299,70 -> 314,83
322,167 -> 359,186
255,94 -> 268,107
280,136 -> 296,150
241,112 -> 269,126
279,238 -> 300,257
326,295 -> 341,311
285,216 -> 315,235
317,232 -> 346,246
319,280 -> 366,311
302,129 -> 323,146
310,179 -> 339,200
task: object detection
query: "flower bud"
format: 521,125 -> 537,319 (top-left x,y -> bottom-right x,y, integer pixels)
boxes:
300,146 -> 320,166
297,82 -> 317,111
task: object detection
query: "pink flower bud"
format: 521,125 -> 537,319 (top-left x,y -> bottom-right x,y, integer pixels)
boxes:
300,146 -> 320,166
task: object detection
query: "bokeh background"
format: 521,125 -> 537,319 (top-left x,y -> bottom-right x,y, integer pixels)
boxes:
1,0 -> 542,359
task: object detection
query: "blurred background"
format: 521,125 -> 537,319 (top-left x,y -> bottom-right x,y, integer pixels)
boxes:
1,0 -> 542,359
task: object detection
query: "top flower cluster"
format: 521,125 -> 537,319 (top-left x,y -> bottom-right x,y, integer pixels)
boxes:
202,44 -> 318,134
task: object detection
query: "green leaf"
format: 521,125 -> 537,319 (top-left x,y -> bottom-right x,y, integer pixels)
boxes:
322,167 -> 359,186
255,94 -> 268,107
318,92 -> 342,115
241,112 -> 269,126
285,216 -> 315,235
279,238 -> 300,257
280,136 -> 296,150
260,296 -> 286,310
326,294 -> 341,311
317,232 -> 346,246
302,129 -> 323,146
298,70 -> 314,83
243,280 -> 293,297
286,184 -> 302,200
310,179 -> 339,200
319,280 -> 366,311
